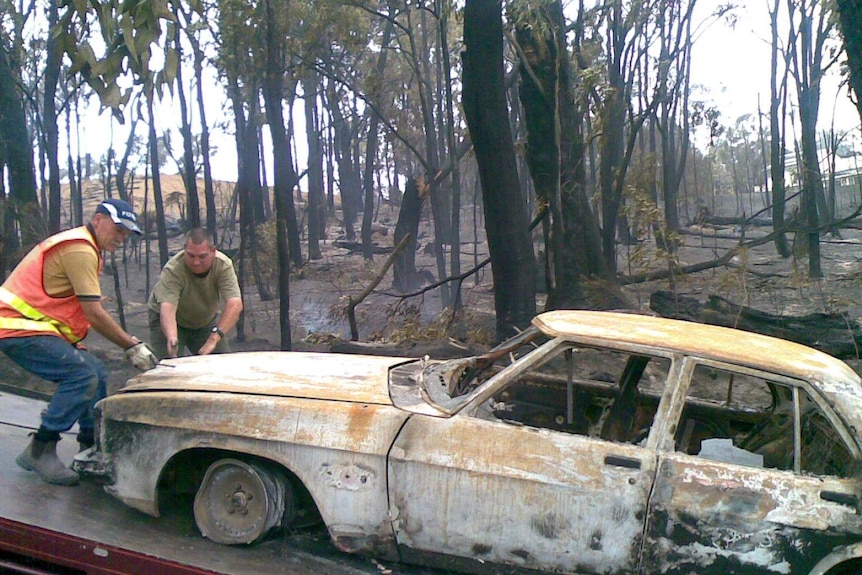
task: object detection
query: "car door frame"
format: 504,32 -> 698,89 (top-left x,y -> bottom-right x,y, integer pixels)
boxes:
642,355 -> 862,574
387,338 -> 683,574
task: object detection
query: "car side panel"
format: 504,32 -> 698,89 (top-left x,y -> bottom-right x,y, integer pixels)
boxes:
388,414 -> 656,574
644,453 -> 862,574
98,392 -> 409,555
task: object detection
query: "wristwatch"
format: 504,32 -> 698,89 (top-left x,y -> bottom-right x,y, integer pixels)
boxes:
211,326 -> 225,339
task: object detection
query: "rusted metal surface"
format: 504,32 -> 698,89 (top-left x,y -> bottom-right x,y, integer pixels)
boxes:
644,454 -> 862,573
389,414 -> 654,574
121,352 -> 414,405
80,310 -> 862,574
100,391 -> 409,558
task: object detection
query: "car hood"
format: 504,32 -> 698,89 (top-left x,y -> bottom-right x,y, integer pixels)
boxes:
120,351 -> 416,405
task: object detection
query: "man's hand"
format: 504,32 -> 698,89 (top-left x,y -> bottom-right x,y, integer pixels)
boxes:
167,338 -> 179,358
198,335 -> 218,356
125,342 -> 158,371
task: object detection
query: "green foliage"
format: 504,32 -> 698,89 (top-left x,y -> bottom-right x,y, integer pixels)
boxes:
58,0 -> 201,113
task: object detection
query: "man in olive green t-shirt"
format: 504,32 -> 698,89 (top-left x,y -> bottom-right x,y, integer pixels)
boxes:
147,228 -> 243,359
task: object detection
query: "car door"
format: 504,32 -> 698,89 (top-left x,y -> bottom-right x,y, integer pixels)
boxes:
642,358 -> 862,574
388,406 -> 657,574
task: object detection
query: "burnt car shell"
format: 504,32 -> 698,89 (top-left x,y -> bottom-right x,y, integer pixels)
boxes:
78,311 -> 862,574
93,352 -> 426,559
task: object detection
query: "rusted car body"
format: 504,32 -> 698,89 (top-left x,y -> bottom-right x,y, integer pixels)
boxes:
77,310 -> 862,574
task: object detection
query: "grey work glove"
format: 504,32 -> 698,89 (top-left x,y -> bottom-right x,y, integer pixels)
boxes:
125,341 -> 158,371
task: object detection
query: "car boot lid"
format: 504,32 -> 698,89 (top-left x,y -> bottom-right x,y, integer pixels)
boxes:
120,351 -> 416,405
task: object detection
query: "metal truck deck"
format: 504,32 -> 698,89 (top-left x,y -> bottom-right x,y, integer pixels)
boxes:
0,390 -> 442,575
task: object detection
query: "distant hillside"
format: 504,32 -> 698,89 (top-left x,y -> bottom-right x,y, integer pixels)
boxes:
62,174 -> 237,224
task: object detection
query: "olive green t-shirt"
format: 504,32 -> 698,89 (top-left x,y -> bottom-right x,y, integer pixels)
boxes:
148,250 -> 241,329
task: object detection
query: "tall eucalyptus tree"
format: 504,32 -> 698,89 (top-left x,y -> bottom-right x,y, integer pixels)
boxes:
768,0 -> 793,258
184,10 -> 218,242
785,0 -> 840,278
262,0 -> 306,347
438,0 -> 462,306
653,0 -> 698,235
0,0 -> 45,257
167,8 -> 201,229
361,15 -> 395,261
0,41 -> 40,258
325,77 -> 362,241
836,0 -> 862,123
513,0 -> 621,311
303,68 -> 325,261
42,0 -> 63,233
463,0 -> 537,341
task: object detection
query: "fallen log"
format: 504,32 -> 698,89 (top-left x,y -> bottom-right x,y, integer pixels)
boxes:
330,338 -> 474,359
650,290 -> 862,360
698,216 -> 772,227
648,291 -> 704,322
334,240 -> 394,255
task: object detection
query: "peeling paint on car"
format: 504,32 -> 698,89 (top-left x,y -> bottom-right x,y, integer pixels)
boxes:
320,463 -> 375,491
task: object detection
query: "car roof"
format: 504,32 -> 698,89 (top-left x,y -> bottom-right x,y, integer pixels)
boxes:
532,310 -> 860,388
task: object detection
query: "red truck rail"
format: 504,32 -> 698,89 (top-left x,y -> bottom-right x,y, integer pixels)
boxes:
0,518 -> 215,575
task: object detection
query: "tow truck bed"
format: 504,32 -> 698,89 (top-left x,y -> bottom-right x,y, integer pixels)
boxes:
0,391 -> 439,575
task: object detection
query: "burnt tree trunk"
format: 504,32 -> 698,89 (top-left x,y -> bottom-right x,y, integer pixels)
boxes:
517,0 -> 622,310
769,1 -> 792,258
327,85 -> 361,242
463,0 -> 537,341
263,0 -> 295,349
146,93 -> 169,266
836,0 -> 862,128
392,178 -> 423,293
43,0 -> 62,234
173,21 -> 201,229
0,42 -> 39,252
362,16 -> 395,262
189,19 -> 218,244
304,69 -> 324,261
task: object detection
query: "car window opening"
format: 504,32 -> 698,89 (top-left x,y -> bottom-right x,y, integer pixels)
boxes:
473,342 -> 671,445
681,363 -> 856,478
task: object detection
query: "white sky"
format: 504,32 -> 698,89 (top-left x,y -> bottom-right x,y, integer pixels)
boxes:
690,1 -> 860,134
73,1 -> 861,185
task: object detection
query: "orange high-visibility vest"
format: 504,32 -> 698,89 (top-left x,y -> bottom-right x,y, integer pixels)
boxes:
0,226 -> 102,344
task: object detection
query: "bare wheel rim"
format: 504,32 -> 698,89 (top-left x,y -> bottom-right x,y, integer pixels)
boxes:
193,458 -> 285,545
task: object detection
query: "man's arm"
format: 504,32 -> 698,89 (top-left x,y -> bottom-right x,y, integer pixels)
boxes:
218,297 -> 243,334
159,301 -> 180,357
80,300 -> 139,349
198,296 -> 243,355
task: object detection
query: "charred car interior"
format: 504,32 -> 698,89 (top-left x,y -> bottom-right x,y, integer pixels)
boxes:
421,327 -> 857,480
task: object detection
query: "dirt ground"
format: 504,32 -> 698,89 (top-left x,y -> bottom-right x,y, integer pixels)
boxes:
3,192 -> 862,398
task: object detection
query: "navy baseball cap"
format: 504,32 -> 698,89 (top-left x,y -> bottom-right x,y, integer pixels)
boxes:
96,198 -> 142,235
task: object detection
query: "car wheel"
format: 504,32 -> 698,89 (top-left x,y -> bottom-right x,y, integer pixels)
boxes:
193,458 -> 289,545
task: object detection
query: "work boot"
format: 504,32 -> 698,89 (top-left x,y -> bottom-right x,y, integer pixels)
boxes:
77,429 -> 95,453
16,431 -> 80,486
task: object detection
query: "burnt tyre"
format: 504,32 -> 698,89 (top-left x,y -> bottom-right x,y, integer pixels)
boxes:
193,458 -> 292,544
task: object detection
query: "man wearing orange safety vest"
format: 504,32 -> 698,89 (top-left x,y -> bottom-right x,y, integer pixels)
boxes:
0,199 -> 158,486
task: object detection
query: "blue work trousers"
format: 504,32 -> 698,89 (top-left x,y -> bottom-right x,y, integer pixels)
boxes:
0,335 -> 107,436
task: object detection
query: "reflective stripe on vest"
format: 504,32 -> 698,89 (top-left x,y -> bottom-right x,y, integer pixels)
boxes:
0,286 -> 80,342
